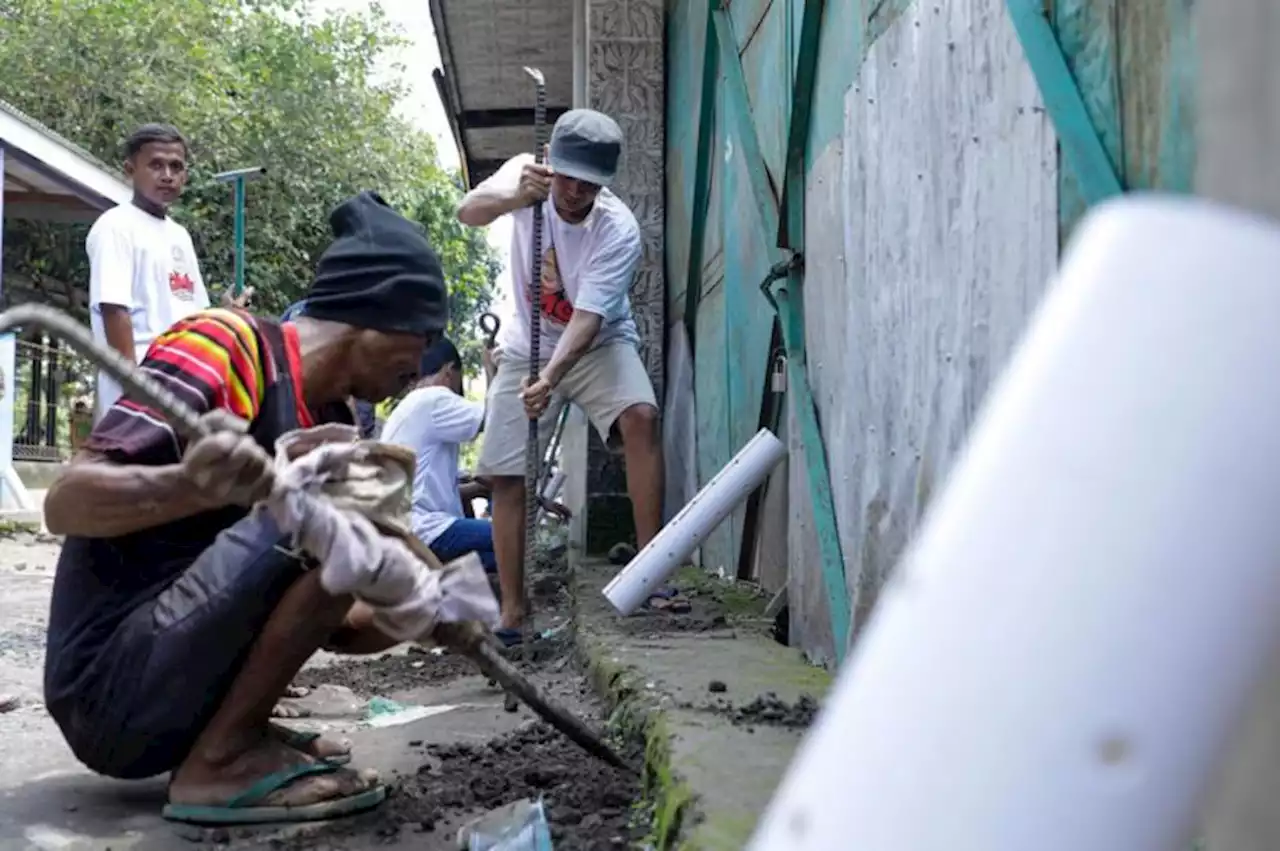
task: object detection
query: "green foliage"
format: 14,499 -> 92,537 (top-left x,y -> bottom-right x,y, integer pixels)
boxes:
408,177 -> 502,375
0,0 -> 499,375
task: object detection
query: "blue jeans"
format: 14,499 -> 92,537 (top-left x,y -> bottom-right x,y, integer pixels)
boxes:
430,518 -> 497,573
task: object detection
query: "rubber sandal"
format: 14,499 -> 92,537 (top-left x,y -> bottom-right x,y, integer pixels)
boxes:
272,726 -> 352,766
494,627 -> 524,649
645,587 -> 692,614
162,762 -> 386,826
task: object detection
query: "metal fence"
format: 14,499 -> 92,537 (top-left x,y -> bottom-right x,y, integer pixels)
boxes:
13,334 -> 95,462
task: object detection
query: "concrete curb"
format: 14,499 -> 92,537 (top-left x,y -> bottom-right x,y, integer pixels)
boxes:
0,512 -> 42,531
573,613 -> 695,849
570,557 -> 831,850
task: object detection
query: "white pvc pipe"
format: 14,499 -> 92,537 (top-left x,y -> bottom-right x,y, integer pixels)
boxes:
540,468 -> 565,504
748,196 -> 1280,851
603,427 -> 786,615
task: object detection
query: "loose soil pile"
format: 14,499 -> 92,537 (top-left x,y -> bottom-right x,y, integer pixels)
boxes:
296,648 -> 476,694
728,692 -> 819,729
681,691 -> 820,732
374,722 -> 645,850
265,548 -> 650,849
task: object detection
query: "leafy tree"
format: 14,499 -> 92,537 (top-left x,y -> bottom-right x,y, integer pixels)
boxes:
0,0 -> 499,374
407,177 -> 501,376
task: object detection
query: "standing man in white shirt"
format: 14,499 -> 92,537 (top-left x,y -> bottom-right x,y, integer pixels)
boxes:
456,109 -> 663,647
380,338 -> 497,572
86,123 -> 210,420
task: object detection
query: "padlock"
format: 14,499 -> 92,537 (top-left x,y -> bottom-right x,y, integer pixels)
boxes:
771,353 -> 787,393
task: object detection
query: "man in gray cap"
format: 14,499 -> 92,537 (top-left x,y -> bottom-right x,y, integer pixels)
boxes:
458,108 -> 663,646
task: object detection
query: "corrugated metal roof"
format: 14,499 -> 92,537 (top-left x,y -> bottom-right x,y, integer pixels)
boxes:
428,0 -> 572,187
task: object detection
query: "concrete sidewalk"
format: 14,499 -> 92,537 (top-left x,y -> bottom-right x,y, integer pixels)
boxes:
573,559 -> 831,850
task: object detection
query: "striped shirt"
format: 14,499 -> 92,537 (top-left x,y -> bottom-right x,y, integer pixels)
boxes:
86,308 -> 314,465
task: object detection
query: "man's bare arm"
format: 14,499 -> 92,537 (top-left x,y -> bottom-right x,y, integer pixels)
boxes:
44,452 -> 214,538
543,311 -> 604,387
457,159 -> 549,228
99,304 -> 136,362
459,480 -> 490,501
457,183 -> 526,228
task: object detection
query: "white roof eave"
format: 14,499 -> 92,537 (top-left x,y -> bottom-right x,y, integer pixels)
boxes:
0,107 -> 131,209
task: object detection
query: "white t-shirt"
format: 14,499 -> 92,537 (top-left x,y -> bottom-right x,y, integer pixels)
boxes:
381,385 -> 486,545
86,203 -> 209,417
482,153 -> 643,361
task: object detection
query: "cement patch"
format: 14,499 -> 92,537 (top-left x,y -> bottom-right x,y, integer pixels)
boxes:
574,559 -> 832,849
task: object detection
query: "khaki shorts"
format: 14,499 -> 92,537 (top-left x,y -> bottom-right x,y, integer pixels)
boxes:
476,342 -> 657,477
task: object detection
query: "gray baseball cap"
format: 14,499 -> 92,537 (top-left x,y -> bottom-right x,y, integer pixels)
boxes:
548,109 -> 622,187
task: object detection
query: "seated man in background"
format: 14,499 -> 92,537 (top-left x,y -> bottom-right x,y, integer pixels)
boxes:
381,338 -> 497,572
43,191 -> 448,825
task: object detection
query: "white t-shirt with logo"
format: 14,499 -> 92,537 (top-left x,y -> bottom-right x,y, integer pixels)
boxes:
86,203 -> 209,417
482,153 -> 643,362
381,385 -> 486,545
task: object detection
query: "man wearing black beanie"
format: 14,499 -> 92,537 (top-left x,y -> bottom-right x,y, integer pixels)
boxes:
40,191 -> 449,825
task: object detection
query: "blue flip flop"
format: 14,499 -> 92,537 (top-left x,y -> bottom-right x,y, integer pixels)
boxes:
494,627 -> 524,649
272,726 -> 351,766
162,762 -> 386,826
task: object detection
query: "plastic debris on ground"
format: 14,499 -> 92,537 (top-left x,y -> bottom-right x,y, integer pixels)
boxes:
362,695 -> 462,728
457,797 -> 554,851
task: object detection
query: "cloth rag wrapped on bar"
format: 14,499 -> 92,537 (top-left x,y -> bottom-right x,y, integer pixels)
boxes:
259,422 -> 499,639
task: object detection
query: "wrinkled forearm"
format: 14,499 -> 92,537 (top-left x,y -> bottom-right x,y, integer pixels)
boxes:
457,185 -> 525,228
44,454 -> 214,538
544,311 -> 603,387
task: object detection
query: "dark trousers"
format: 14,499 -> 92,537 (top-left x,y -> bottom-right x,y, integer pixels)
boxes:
59,513 -> 307,779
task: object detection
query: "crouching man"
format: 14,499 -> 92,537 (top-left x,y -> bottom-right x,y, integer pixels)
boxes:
41,192 -> 447,826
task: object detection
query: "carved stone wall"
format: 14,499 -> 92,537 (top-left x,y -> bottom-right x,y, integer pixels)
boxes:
582,0 -> 665,550
589,0 -> 665,397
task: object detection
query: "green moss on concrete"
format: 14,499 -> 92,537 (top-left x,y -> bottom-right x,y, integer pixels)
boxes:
682,810 -> 761,851
0,518 -> 40,537
577,623 -> 695,850
774,659 -> 833,693
672,565 -> 767,619
573,558 -> 830,851
643,713 -> 696,848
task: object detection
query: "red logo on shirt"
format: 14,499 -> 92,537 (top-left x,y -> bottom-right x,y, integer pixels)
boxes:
540,289 -> 574,323
524,246 -> 574,325
169,271 -> 194,300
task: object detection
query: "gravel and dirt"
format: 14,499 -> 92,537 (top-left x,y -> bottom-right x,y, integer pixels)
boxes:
294,721 -> 647,850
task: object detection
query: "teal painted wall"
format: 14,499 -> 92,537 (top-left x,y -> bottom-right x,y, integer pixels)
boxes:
664,0 -> 1197,606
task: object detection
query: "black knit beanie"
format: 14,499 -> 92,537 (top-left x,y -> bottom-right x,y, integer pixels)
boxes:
420,337 -> 461,376
304,191 -> 447,337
